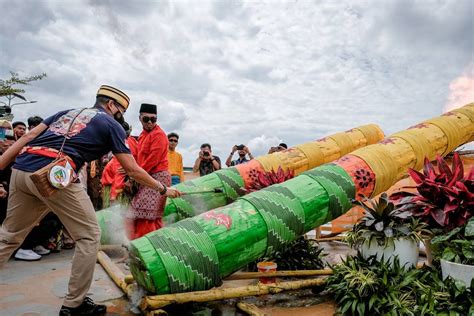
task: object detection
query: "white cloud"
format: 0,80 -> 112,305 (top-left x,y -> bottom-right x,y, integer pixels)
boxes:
1,0 -> 472,165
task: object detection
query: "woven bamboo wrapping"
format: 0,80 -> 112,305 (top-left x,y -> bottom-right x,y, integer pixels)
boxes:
348,103 -> 474,196
130,104 -> 473,294
163,124 -> 384,224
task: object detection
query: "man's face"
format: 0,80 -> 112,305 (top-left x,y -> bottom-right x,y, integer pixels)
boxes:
140,113 -> 157,132
201,146 -> 211,159
13,125 -> 26,138
168,137 -> 178,150
238,149 -> 246,157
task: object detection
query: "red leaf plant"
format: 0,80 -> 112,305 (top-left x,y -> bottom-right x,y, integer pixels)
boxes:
247,166 -> 295,192
390,152 -> 474,230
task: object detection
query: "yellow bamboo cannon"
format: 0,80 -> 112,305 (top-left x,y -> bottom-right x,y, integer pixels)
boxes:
226,269 -> 333,280
140,278 -> 327,310
236,302 -> 267,316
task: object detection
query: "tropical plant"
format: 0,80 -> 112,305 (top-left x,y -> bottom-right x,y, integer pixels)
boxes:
248,236 -> 326,271
390,153 -> 474,230
346,193 -> 428,248
247,166 -> 294,192
327,254 -> 473,316
431,217 -> 474,265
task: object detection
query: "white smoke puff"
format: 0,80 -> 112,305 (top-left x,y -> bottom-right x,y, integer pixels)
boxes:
99,204 -> 130,246
444,63 -> 474,113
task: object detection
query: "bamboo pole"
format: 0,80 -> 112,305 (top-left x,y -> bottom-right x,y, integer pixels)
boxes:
315,236 -> 345,242
141,278 -> 327,310
124,274 -> 134,284
97,250 -> 134,296
226,269 -> 333,280
236,302 -> 267,316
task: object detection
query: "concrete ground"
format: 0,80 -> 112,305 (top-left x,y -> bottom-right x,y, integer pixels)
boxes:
0,249 -> 133,316
0,241 -> 354,316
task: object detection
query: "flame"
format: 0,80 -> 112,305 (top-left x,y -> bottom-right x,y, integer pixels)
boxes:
444,63 -> 474,112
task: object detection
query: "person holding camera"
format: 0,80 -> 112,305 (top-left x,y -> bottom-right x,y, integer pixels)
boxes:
267,142 -> 288,154
193,143 -> 221,176
225,144 -> 253,167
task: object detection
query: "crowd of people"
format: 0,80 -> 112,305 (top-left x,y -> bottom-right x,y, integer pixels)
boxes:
0,84 -> 287,315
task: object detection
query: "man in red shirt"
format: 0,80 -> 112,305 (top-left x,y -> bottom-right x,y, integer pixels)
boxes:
126,103 -> 170,239
101,121 -> 138,206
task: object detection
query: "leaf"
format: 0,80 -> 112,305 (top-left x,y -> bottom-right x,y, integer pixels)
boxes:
442,247 -> 456,261
384,227 -> 394,238
465,217 -> 474,237
375,221 -> 384,232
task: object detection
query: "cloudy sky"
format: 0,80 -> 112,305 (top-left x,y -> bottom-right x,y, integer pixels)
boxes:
1,0 -> 472,165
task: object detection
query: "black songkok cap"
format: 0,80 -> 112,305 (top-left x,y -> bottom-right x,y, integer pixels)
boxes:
139,103 -> 157,114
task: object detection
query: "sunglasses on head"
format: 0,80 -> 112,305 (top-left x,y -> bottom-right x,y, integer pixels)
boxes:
142,116 -> 157,123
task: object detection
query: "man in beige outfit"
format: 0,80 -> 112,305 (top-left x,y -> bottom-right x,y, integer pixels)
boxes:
0,85 -> 182,316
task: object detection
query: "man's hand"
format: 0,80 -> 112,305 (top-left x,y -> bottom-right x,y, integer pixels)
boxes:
166,187 -> 182,198
0,140 -> 15,155
0,186 -> 8,199
232,145 -> 237,154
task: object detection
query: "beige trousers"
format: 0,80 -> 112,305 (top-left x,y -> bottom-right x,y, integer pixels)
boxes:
0,169 -> 100,308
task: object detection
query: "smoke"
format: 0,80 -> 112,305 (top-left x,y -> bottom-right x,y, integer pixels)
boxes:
128,285 -> 147,314
98,204 -> 130,246
444,63 -> 474,112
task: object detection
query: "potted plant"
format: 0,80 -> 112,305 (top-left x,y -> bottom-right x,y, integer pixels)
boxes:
431,216 -> 474,286
390,152 -> 474,264
346,193 -> 428,268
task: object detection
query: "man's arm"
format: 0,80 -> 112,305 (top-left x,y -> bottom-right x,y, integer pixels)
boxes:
225,145 -> 237,167
0,123 -> 48,170
115,153 -> 181,198
192,156 -> 201,173
211,156 -> 221,170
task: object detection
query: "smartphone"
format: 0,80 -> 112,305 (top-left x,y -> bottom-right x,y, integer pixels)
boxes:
0,128 -> 5,140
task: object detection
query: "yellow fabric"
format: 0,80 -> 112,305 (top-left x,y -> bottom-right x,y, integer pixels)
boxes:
392,130 -> 436,171
426,117 -> 465,156
352,103 -> 473,197
256,124 -> 385,175
294,143 -> 325,169
451,102 -> 474,122
328,133 -> 355,156
168,150 -> 184,182
96,85 -> 130,109
355,124 -> 385,146
352,145 -> 399,197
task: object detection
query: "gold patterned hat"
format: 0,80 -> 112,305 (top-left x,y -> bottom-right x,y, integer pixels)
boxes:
96,85 -> 130,109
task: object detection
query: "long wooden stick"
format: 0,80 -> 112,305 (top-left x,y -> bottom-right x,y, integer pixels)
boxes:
236,302 -> 267,316
141,278 -> 327,310
226,268 -> 333,280
97,251 -> 128,292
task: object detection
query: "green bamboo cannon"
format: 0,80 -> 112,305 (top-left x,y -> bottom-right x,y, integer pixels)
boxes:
130,104 -> 473,294
163,124 -> 384,224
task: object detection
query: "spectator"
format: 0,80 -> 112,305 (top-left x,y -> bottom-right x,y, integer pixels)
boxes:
193,143 -> 221,176
268,142 -> 288,154
167,132 -> 184,185
0,120 -> 15,223
226,144 -> 253,167
101,121 -> 138,207
27,116 -> 43,131
127,103 -> 171,239
12,121 -> 26,139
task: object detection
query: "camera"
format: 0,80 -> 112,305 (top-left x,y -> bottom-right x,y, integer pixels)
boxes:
203,151 -> 210,157
236,144 -> 245,150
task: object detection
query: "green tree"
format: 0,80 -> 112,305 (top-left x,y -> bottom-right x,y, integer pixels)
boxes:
0,71 -> 47,107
